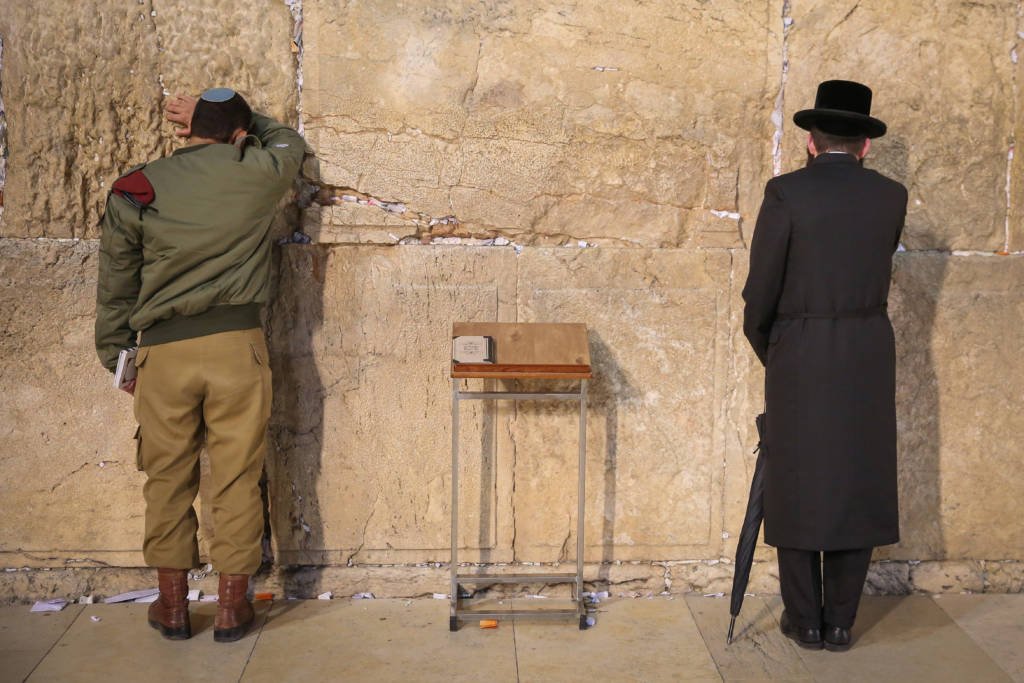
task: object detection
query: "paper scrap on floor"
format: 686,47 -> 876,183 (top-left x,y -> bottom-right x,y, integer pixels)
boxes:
187,589 -> 201,601
31,599 -> 68,612
104,588 -> 159,603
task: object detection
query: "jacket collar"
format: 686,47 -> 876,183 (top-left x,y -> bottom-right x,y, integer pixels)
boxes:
172,141 -> 248,161
810,152 -> 860,166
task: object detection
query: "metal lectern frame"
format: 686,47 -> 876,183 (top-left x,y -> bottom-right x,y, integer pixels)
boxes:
449,378 -> 589,631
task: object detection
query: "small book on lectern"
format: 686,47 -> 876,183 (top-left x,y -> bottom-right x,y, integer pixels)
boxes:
452,336 -> 495,364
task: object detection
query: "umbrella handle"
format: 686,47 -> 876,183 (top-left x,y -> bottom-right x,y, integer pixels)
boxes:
727,615 -> 736,644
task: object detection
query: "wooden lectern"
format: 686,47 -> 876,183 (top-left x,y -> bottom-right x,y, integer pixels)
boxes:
449,322 -> 592,631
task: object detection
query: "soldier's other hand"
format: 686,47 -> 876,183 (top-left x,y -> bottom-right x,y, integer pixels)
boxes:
165,94 -> 197,138
120,378 -> 136,396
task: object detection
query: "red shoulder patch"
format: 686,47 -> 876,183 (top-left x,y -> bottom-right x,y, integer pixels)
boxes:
112,170 -> 155,206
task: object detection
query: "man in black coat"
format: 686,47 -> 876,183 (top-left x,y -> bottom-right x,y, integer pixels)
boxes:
742,80 -> 907,652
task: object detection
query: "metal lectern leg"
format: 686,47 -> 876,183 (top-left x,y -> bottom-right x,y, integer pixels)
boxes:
577,379 -> 588,629
450,379 -> 459,631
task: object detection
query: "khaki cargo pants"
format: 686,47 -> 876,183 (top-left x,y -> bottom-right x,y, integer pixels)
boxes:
133,328 -> 271,575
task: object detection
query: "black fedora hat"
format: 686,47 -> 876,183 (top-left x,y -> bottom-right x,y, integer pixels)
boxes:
793,80 -> 887,138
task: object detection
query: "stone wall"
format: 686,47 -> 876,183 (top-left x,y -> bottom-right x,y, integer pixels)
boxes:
0,1 -> 1021,602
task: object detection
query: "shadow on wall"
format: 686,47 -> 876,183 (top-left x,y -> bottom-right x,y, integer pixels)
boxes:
497,329 -> 632,582
890,251 -> 948,565
264,243 -> 329,597
882,134 -> 948,568
586,332 -> 634,591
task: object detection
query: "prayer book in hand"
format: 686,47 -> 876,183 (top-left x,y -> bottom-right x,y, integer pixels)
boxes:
113,347 -> 139,389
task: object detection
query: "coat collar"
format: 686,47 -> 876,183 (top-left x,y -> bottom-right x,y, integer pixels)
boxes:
810,152 -> 860,166
172,141 -> 249,161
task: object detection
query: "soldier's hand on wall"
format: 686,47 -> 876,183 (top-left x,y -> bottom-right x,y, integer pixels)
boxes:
165,95 -> 197,138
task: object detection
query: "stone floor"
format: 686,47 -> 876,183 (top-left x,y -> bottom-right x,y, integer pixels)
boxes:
1,594 -> 1021,682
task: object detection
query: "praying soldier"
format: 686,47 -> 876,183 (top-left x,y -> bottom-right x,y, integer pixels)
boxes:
95,88 -> 303,642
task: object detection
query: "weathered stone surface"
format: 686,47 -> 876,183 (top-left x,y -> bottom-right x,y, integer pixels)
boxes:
866,561 -> 913,596
782,1 -> 1017,251
583,562 -> 667,595
886,253 -> 1024,561
301,0 -> 775,246
6,558 -> 1012,603
984,561 -> 1024,593
510,248 -> 731,563
0,239 -> 143,566
911,561 -> 986,594
2,0 -> 1024,603
0,1 -> 297,239
668,561 -> 734,595
266,245 -> 517,565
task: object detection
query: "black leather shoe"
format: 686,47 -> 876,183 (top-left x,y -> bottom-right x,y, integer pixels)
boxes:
823,624 -> 852,652
780,611 -> 823,649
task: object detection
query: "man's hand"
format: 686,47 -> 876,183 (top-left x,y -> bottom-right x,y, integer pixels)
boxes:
120,378 -> 136,396
165,94 -> 197,138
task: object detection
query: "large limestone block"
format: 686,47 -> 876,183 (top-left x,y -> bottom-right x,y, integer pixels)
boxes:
266,245 -> 517,565
0,239 -> 143,567
301,0 -> 776,245
887,253 -> 1024,560
510,248 -> 732,562
782,1 -> 1017,251
0,1 -> 296,239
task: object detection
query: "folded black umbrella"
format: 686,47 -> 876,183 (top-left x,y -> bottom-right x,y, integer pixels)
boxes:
727,412 -> 766,644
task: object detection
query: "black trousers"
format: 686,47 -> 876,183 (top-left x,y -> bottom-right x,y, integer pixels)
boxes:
777,547 -> 873,630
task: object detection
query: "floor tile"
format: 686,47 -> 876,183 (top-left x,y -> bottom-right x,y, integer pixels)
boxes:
686,596 -> 811,681
26,601 -> 270,682
241,598 -> 517,682
767,595 -> 1012,683
935,594 -> 1024,682
0,605 -> 84,683
514,597 -> 721,682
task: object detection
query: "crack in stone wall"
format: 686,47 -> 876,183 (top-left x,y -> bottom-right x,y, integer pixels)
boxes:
1005,0 -> 1022,254
0,35 -> 6,221
771,0 -> 792,177
284,0 -> 304,135
1,559 -> 1021,603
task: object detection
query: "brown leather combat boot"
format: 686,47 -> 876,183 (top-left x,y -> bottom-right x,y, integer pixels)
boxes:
214,573 -> 254,642
148,568 -> 191,640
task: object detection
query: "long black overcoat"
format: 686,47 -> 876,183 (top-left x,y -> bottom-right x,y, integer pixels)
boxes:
742,153 -> 907,550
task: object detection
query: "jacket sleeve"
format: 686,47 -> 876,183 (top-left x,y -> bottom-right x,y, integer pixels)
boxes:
244,112 -> 305,184
742,178 -> 792,366
95,197 -> 143,372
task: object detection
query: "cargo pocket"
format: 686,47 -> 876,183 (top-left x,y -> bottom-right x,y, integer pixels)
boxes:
134,426 -> 144,472
249,342 -> 273,423
248,343 -> 264,366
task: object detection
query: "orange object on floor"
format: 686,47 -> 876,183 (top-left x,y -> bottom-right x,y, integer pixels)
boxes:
253,592 -> 273,601
479,620 -> 498,629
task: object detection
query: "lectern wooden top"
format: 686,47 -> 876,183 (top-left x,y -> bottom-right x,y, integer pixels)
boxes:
452,322 -> 592,379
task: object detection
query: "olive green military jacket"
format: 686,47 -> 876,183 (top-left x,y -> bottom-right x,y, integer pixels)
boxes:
95,113 -> 304,372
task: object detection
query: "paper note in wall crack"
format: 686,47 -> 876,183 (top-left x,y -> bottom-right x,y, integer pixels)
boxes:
452,336 -> 495,364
